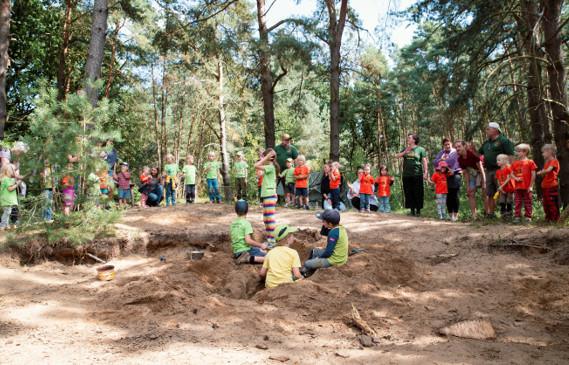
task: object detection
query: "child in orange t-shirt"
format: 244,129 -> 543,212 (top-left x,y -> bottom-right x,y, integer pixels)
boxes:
329,161 -> 342,210
537,144 -> 560,222
139,166 -> 151,208
430,161 -> 449,220
359,164 -> 375,213
510,144 -> 537,223
495,154 -> 515,219
375,165 -> 394,213
294,155 -> 311,210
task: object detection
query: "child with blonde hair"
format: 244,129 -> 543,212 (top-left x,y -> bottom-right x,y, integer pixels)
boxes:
510,144 -> 537,223
182,155 -> 197,204
329,161 -> 342,210
114,162 -> 132,208
163,154 -> 179,207
294,155 -> 311,210
280,158 -> 296,207
495,154 -> 515,219
204,151 -> 222,204
537,144 -> 560,222
233,151 -> 248,200
139,166 -> 151,207
0,165 -> 19,228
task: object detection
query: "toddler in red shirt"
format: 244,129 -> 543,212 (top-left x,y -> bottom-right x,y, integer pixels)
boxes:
495,154 -> 515,219
139,166 -> 151,208
510,144 -> 537,223
329,161 -> 342,210
359,165 -> 375,213
375,165 -> 394,213
294,155 -> 311,210
537,144 -> 560,222
430,161 -> 449,220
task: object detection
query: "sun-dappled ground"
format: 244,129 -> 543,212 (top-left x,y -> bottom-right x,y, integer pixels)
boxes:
1,204 -> 569,364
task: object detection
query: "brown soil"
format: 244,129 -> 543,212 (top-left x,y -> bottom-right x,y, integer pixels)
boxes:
1,204 -> 569,364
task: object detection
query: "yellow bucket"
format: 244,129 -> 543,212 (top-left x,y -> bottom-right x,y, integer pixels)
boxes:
96,265 -> 116,281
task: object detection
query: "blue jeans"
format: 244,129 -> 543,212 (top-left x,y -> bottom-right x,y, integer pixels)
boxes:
330,188 -> 341,209
165,182 -> 176,206
118,188 -> 131,200
43,189 -> 53,221
207,178 -> 221,203
148,185 -> 163,206
1,206 -> 12,228
360,193 -> 371,211
378,196 -> 391,213
234,246 -> 267,259
303,248 -> 332,270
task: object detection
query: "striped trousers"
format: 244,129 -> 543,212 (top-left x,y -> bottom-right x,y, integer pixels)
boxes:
262,195 -> 277,243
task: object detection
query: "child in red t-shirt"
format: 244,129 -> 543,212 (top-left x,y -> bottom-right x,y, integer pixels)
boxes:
537,144 -> 560,222
495,154 -> 515,219
510,144 -> 537,223
375,165 -> 394,213
359,164 -> 375,213
430,161 -> 449,220
329,161 -> 342,210
294,155 -> 311,210
139,166 -> 151,208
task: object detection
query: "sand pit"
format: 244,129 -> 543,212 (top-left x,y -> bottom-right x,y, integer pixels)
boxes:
2,204 -> 569,364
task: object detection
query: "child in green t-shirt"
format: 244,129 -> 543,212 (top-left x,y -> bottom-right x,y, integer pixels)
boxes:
231,200 -> 267,264
182,155 -> 197,204
0,165 -> 19,229
163,154 -> 179,207
279,158 -> 295,208
203,151 -> 222,204
233,151 -> 248,200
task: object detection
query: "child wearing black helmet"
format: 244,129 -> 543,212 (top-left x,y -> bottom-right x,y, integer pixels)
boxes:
230,200 -> 267,264
302,209 -> 349,276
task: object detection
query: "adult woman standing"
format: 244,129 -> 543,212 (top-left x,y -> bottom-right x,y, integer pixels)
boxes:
396,133 -> 428,216
455,141 -> 485,218
434,138 -> 461,221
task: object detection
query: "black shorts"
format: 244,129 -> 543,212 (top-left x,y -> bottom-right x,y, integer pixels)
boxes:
286,183 -> 296,194
296,187 -> 308,197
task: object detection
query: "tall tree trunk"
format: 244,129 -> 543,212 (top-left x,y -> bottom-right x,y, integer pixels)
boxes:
104,18 -> 124,98
541,0 -> 569,207
151,64 -> 162,170
256,0 -> 276,148
325,0 -> 348,161
520,0 -> 547,173
84,0 -> 108,107
160,59 -> 168,165
0,0 -> 10,140
216,57 -> 232,201
57,0 -> 74,101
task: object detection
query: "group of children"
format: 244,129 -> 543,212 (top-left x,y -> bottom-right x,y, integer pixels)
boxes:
230,198 -> 349,289
430,143 -> 560,223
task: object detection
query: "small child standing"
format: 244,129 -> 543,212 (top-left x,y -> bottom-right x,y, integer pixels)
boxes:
255,149 -> 280,246
430,161 -> 449,220
510,144 -> 537,223
139,166 -> 151,207
537,144 -> 560,222
233,152 -> 248,200
61,164 -> 76,216
294,155 -> 311,210
495,154 -> 515,219
375,165 -> 394,213
359,164 -> 375,213
163,154 -> 179,207
182,155 -> 197,204
204,151 -> 222,204
0,165 -> 19,229
260,224 -> 303,288
329,162 -> 342,210
280,158 -> 296,207
231,200 -> 267,264
114,162 -> 132,208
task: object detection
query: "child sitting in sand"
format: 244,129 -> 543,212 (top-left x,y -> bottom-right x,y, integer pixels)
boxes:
231,200 -> 268,265
259,224 -> 303,288
302,209 -> 349,277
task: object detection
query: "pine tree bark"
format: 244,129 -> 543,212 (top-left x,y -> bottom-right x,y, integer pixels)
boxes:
216,57 -> 232,201
0,0 -> 10,140
57,0 -> 74,101
256,0 -> 276,149
541,0 -> 569,206
325,0 -> 348,161
84,0 -> 108,107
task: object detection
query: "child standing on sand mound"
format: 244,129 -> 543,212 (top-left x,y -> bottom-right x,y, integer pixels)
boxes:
230,200 -> 267,265
301,209 -> 349,277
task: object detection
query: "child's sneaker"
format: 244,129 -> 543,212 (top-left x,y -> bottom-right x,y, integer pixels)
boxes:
236,252 -> 251,265
304,205 -> 310,210
513,217 -> 521,224
525,218 -> 532,224
366,209 -> 371,213
284,203 -> 289,208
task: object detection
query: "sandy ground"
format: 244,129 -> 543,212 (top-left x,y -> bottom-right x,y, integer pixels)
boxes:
1,204 -> 569,364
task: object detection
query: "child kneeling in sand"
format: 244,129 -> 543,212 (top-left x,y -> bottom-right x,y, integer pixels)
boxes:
302,209 -> 349,277
231,200 -> 267,264
259,225 -> 303,288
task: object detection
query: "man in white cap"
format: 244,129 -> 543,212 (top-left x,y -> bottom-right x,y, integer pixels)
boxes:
478,122 -> 515,217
